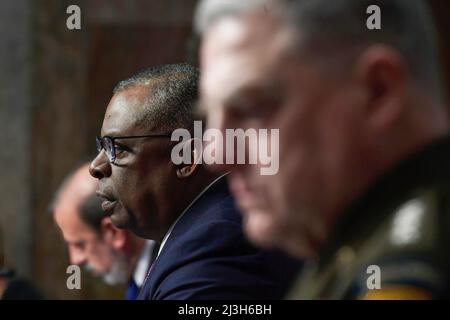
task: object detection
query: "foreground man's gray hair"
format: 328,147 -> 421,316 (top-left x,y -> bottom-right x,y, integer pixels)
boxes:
195,0 -> 446,103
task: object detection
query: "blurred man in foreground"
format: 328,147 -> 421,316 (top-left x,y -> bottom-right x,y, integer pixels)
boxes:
53,163 -> 157,299
196,0 -> 450,299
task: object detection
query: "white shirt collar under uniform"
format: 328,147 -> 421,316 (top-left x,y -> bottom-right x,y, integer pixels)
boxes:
133,239 -> 158,287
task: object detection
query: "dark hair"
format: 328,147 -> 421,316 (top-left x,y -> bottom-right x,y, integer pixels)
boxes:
113,63 -> 201,132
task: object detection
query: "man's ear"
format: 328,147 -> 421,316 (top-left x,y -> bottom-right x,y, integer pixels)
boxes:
100,217 -> 126,250
353,45 -> 408,131
176,138 -> 203,178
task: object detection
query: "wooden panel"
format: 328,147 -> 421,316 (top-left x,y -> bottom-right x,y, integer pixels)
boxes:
31,0 -> 198,299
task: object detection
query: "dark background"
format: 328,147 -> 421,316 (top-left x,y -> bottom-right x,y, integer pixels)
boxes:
0,0 -> 449,299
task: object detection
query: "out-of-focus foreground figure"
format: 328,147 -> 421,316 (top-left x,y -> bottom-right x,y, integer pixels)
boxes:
52,163 -> 157,299
196,0 -> 450,299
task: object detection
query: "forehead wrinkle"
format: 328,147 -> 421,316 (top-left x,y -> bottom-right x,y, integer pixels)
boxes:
102,86 -> 154,137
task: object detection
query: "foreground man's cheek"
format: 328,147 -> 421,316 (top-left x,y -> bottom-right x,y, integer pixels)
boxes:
243,209 -> 281,248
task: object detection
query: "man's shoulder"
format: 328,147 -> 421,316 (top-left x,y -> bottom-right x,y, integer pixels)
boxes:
353,188 -> 447,260
351,189 -> 450,299
159,207 -> 246,265
147,178 -> 247,282
190,177 -> 240,222
143,176 -> 301,299
147,205 -> 299,299
289,188 -> 450,299
170,177 -> 242,240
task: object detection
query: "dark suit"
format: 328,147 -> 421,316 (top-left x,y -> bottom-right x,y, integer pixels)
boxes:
138,176 -> 301,300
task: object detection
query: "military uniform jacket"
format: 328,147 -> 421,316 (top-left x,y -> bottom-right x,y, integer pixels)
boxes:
290,136 -> 450,299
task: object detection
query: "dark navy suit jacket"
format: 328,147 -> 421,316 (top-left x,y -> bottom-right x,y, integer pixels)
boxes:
137,177 -> 301,300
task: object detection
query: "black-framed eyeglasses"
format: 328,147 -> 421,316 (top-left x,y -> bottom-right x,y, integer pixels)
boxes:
96,134 -> 171,163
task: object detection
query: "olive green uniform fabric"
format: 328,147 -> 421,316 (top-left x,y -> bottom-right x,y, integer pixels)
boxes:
289,136 -> 450,299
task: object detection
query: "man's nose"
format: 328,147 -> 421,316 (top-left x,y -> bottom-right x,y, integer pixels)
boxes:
69,248 -> 86,266
89,151 -> 111,179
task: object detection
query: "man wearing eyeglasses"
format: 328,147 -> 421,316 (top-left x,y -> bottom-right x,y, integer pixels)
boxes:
89,63 -> 301,300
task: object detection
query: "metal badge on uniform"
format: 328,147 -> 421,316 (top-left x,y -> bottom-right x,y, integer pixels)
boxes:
390,198 -> 426,246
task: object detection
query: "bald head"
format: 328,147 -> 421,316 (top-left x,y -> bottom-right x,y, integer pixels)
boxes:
53,163 -> 105,232
56,163 -> 96,203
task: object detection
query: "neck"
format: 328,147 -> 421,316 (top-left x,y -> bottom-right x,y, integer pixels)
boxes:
123,236 -> 146,278
163,168 -> 221,236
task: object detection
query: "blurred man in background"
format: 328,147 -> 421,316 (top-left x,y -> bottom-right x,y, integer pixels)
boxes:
196,0 -> 450,299
90,63 -> 301,300
52,163 -> 158,299
0,267 -> 42,300
1,229 -> 42,300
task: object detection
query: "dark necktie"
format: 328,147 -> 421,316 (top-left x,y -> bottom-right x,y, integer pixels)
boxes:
125,278 -> 140,300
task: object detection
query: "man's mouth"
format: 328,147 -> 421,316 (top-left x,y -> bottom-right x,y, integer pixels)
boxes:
101,199 -> 117,213
96,190 -> 118,215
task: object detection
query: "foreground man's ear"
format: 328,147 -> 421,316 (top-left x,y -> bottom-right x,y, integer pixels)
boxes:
176,138 -> 202,178
353,44 -> 408,132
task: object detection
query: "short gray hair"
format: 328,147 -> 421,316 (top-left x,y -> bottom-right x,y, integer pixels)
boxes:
113,63 -> 201,132
194,0 -> 266,34
195,0 -> 446,102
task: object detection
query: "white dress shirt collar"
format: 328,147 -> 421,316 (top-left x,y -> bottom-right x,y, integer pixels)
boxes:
133,239 -> 158,287
157,173 -> 229,257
